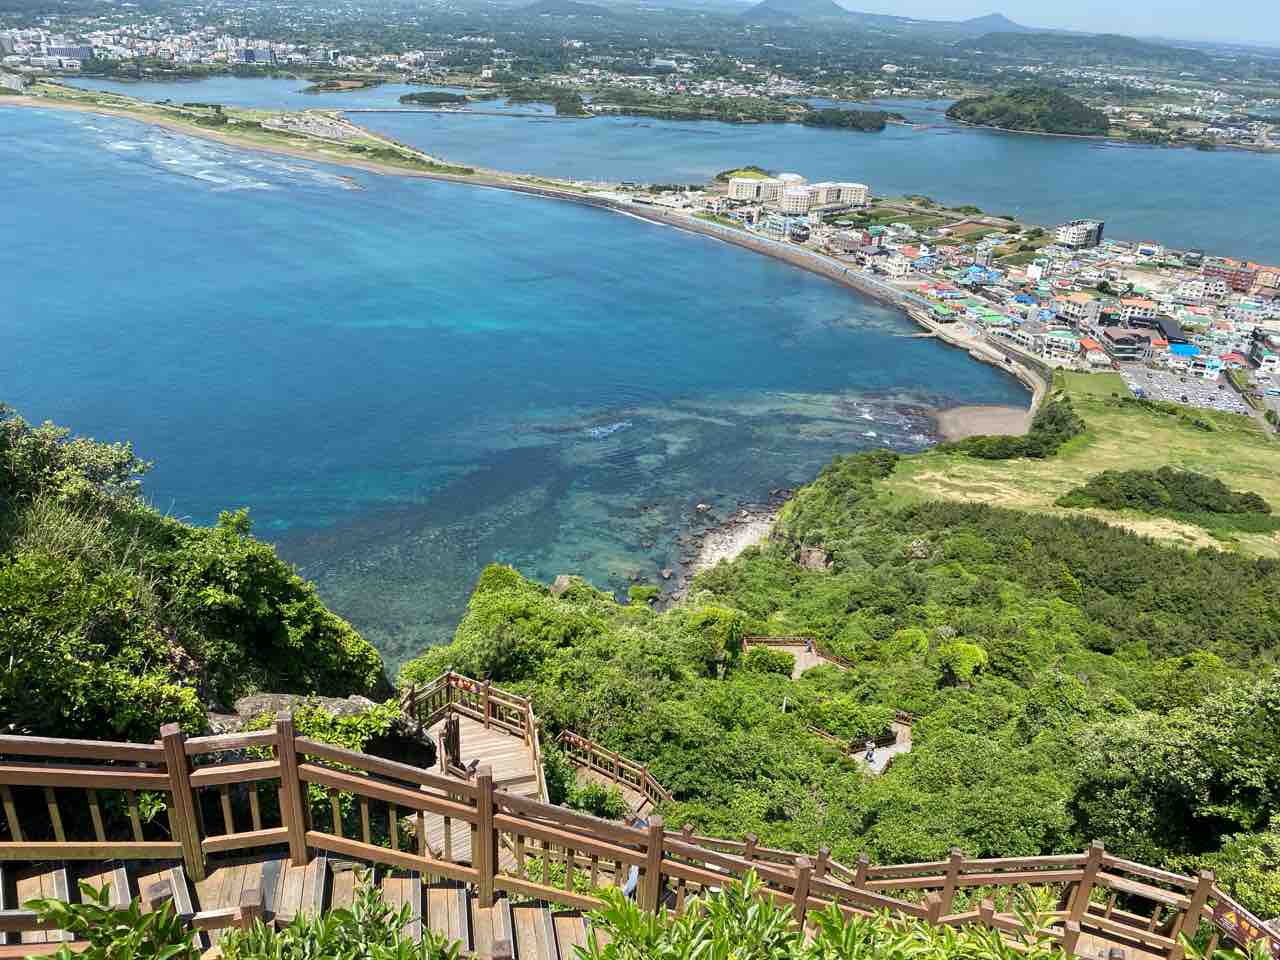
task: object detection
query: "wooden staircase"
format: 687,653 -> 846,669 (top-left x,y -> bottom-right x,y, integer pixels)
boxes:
1,855 -> 599,960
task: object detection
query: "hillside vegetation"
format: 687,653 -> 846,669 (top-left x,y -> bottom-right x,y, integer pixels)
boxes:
946,84 -> 1110,135
886,372 -> 1280,556
0,404 -> 385,742
402,442 -> 1280,916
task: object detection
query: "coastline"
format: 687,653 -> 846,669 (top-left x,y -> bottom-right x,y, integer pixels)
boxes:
8,92 -> 1047,602
947,114 -> 1276,154
1,95 -> 1041,415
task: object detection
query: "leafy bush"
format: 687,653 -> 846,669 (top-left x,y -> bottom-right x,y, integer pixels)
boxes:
0,405 -> 385,741
25,882 -> 199,960
541,743 -> 629,819
742,647 -> 796,675
1057,467 -> 1273,522
583,873 -> 1068,960
568,780 -> 629,820
220,877 -> 460,960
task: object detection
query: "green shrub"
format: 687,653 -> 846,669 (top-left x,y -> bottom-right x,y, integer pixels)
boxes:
220,877 -> 460,960
568,780 -> 629,820
583,873 -> 1068,960
0,405 -> 386,741
25,882 -> 199,960
741,647 -> 796,675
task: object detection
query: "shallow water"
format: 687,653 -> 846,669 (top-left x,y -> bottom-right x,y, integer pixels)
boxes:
5,107 -> 1027,668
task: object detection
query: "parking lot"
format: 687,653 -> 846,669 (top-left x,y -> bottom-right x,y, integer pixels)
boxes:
1120,367 -> 1253,416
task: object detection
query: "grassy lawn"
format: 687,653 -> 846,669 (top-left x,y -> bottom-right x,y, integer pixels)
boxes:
882,372 -> 1280,557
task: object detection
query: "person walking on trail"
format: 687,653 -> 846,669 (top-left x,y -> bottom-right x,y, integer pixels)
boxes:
864,739 -> 875,764
623,815 -> 650,898
804,638 -> 814,654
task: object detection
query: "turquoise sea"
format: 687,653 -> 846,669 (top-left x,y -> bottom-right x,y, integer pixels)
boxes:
67,77 -> 1280,263
4,106 -> 1028,668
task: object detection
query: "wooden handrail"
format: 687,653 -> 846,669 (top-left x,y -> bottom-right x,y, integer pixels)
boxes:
0,702 -> 1275,960
555,731 -> 672,808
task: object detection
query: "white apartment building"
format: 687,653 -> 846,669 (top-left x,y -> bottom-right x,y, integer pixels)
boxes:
728,176 -> 784,202
780,186 -> 813,215
1055,219 -> 1105,249
836,182 -> 870,205
885,254 -> 912,278
808,182 -> 842,206
1175,279 -> 1207,303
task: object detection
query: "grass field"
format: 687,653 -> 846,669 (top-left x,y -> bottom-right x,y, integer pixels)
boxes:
883,372 -> 1280,557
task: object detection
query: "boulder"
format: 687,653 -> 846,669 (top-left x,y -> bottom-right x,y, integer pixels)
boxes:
550,574 -> 574,597
797,546 -> 832,571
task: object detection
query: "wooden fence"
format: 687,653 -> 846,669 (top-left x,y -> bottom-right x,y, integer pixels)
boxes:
742,635 -> 858,672
402,672 -> 549,804
0,707 -> 1276,960
554,731 -> 673,810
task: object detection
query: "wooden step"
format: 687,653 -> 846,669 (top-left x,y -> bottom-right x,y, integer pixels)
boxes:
329,861 -> 359,911
426,880 -> 471,948
379,869 -> 424,942
509,900 -> 564,960
552,911 -> 589,959
471,891 -> 515,957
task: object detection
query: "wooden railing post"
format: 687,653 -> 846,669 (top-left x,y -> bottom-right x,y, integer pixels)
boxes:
160,723 -> 205,882
978,898 -> 995,928
482,681 -> 492,729
1063,920 -> 1082,957
640,815 -> 665,912
853,853 -> 869,888
939,848 -> 963,915
744,834 -> 758,864
792,857 -> 812,929
1069,841 -> 1104,923
275,714 -> 309,867
475,766 -> 497,908
925,892 -> 943,924
1168,870 -> 1214,960
814,847 -> 831,880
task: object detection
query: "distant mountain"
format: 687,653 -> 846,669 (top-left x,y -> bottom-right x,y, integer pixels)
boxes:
970,31 -> 1211,67
523,0 -> 613,14
741,0 -> 849,23
957,12 -> 1032,33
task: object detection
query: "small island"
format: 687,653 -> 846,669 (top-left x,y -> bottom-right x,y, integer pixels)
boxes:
301,76 -> 384,94
801,107 -> 898,131
946,84 -> 1110,136
399,90 -> 469,106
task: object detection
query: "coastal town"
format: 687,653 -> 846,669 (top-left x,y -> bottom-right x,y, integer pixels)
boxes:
608,173 -> 1280,426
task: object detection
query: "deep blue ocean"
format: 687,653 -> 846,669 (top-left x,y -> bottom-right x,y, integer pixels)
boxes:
5,105 -> 1025,668
68,77 -> 1280,263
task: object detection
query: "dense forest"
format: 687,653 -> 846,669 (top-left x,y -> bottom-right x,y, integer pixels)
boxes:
946,85 -> 1111,136
401,450 -> 1279,918
0,405 -> 386,742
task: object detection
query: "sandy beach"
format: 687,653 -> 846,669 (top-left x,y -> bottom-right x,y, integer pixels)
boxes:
933,404 -> 1033,440
690,510 -> 778,574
